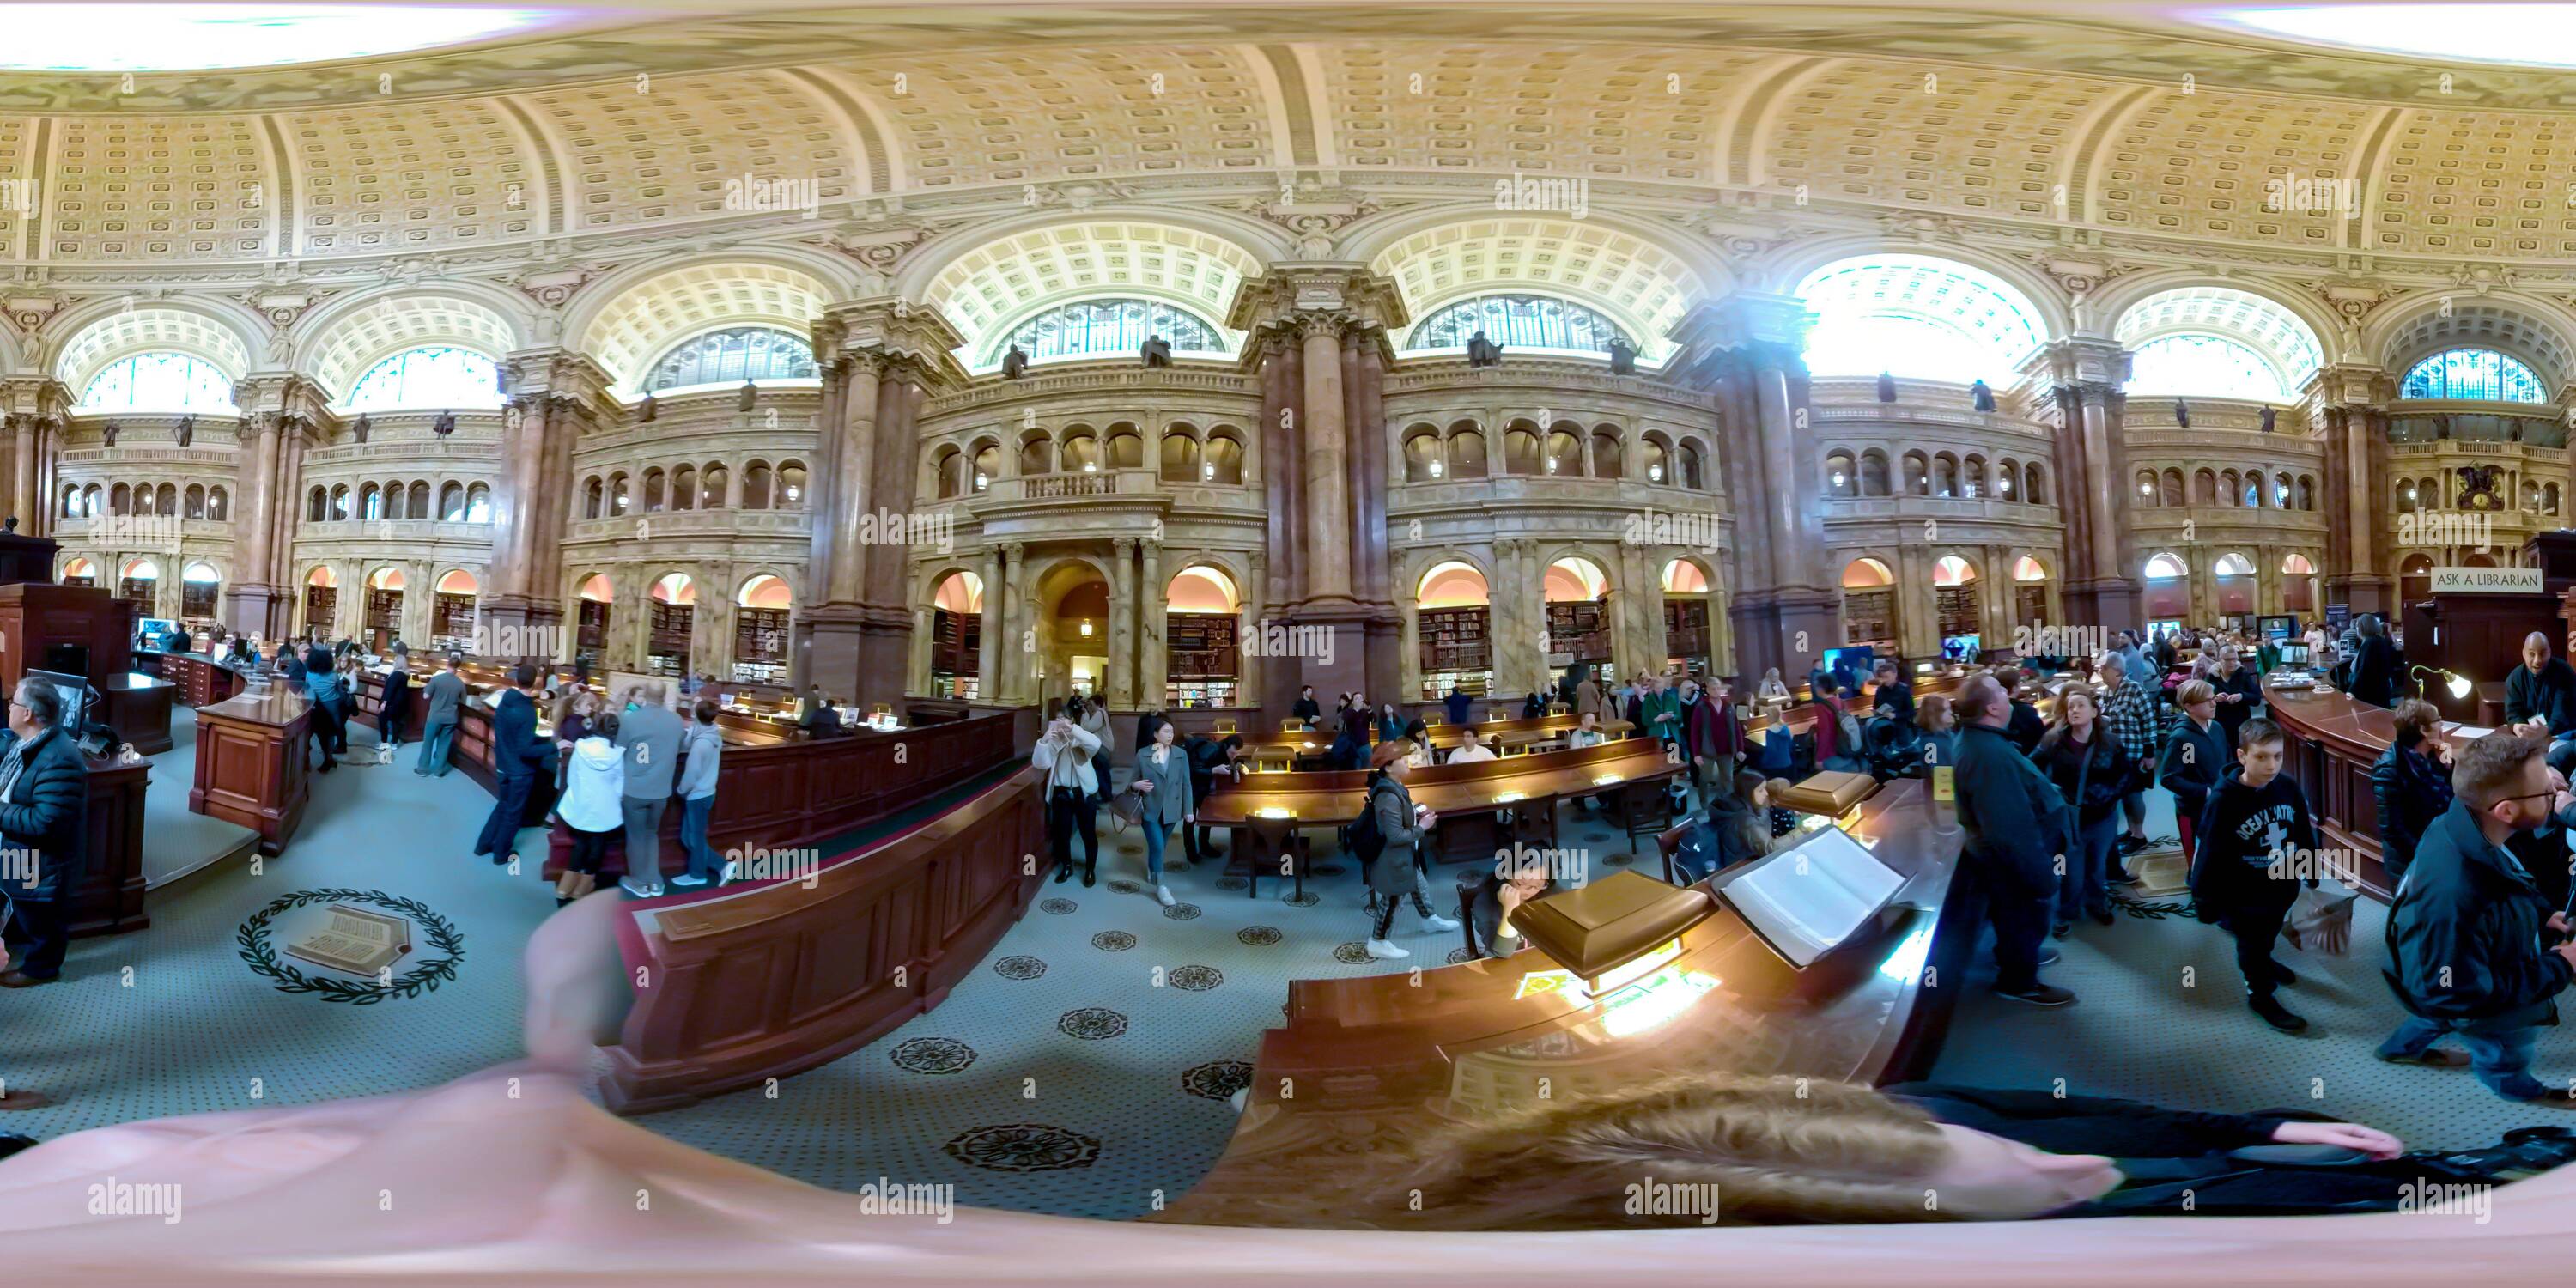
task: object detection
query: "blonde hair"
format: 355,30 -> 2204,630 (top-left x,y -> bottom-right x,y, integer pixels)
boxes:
1340,1073 -> 1954,1230
2175,678 -> 2215,707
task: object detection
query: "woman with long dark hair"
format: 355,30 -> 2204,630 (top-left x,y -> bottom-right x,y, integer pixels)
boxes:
2033,683 -> 2129,938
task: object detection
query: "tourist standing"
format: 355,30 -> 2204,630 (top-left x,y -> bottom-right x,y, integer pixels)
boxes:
1950,675 -> 2075,1007
671,699 -> 726,888
613,680 -> 684,898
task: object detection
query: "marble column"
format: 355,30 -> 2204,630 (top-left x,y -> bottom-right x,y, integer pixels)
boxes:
827,356 -> 882,605
11,415 -> 34,532
1298,316 -> 1353,605
1398,596 -> 1421,703
1139,541 -> 1166,708
1001,542 -> 1030,703
224,412 -> 281,635
977,548 -> 1004,702
1109,538 -> 1137,708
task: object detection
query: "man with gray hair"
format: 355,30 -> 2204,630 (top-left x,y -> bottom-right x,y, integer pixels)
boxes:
1948,673 -> 2075,1007
0,677 -> 88,987
616,679 -> 684,898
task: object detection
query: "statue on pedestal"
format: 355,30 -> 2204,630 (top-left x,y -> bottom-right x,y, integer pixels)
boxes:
433,410 -> 457,437
1877,370 -> 1899,403
1466,331 -> 1503,368
2260,406 -> 2277,434
1001,343 -> 1030,379
100,421 -> 119,447
737,380 -> 758,411
1967,379 -> 1995,412
2172,399 -> 2191,428
636,393 -> 657,423
352,414 -> 371,445
1139,334 -> 1172,368
1607,339 -> 1637,375
174,415 -> 194,447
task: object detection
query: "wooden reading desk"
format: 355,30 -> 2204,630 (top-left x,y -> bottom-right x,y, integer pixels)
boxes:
1157,778 -> 1966,1228
1232,715 -> 1636,769
189,684 -> 313,856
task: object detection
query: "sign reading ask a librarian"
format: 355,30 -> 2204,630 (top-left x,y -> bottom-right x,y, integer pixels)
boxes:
2429,567 -> 2546,594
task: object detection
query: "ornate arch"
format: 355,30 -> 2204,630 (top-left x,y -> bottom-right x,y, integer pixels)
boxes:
292,283 -> 537,399
46,299 -> 267,392
2362,290 -> 2576,392
1753,236 -> 2075,343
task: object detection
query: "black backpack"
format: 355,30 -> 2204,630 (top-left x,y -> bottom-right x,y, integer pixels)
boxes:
1348,779 -> 1392,866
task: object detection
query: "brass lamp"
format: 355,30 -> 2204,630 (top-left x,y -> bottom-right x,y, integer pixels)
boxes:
2409,665 -> 2472,701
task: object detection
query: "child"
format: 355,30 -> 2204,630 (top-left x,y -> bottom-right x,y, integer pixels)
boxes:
2187,718 -> 2317,1035
2157,679 -> 2228,859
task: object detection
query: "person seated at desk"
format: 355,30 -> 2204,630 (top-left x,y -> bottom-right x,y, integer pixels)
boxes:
1338,1071 -> 2416,1230
1325,712 -> 1372,771
1376,702 -> 1404,744
1470,862 -> 1552,959
1291,685 -> 1321,728
1443,681 -> 1473,727
1446,726 -> 1498,764
1400,719 -> 1435,769
2508,631 -> 2576,744
801,687 -> 845,739
1519,689 -> 1548,720
1671,769 -> 1774,884
167,624 -> 192,657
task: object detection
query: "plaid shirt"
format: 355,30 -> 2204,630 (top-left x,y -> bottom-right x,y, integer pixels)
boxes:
2096,678 -> 2158,765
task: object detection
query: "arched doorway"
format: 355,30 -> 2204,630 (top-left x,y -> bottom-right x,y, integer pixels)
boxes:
1933,555 -> 1981,656
433,569 -> 479,653
2213,552 -> 2257,623
1662,558 -> 1714,675
1542,556 -> 1612,680
2463,551 -> 2499,568
303,566 -> 337,638
928,571 -> 983,700
1166,565 -> 1241,708
735,574 -> 793,685
1418,560 -> 1493,700
2400,553 -> 2435,605
1034,561 -> 1111,702
119,558 -> 160,614
1841,557 -> 1896,653
2281,553 -> 2318,615
364,567 -> 406,652
648,573 -> 696,677
575,574 -> 613,666
2142,553 -> 2190,631
180,562 -> 222,629
2011,556 -> 2050,631
59,556 -> 95,589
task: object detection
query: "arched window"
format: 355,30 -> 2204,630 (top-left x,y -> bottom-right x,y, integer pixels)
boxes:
1678,440 -> 1705,490
1590,428 -> 1623,480
1404,428 -> 1442,483
465,483 -> 491,523
2143,553 -> 2189,580
1503,426 -> 1543,475
1902,451 -> 1929,495
2026,463 -> 2046,506
993,299 -> 1225,365
1860,450 -> 1891,496
1641,434 -> 1669,485
1407,294 -> 1636,355
380,480 -> 405,519
967,445 -> 998,494
1963,455 -> 1987,499
642,326 -> 817,392
776,461 -> 807,507
110,483 -> 131,516
1061,430 -> 1101,474
343,345 -> 501,410
642,468 -> 666,513
307,485 -> 326,523
82,484 -> 100,517
2136,468 -> 2159,505
77,352 -> 235,412
2401,349 -> 2547,402
1544,428 -> 1585,477
1827,452 -> 1858,499
1796,254 -> 2045,383
1105,426 -> 1145,470
183,484 -> 206,519
1019,434 -> 1053,477
439,482 -> 465,522
406,481 -> 428,519
360,483 -> 382,520
700,463 -> 727,510
1933,453 -> 1959,498
1449,426 -> 1489,480
329,484 -> 349,521
584,477 -> 605,519
2124,334 -> 2292,401
934,447 -> 964,498
155,483 -> 175,515
741,462 -> 772,510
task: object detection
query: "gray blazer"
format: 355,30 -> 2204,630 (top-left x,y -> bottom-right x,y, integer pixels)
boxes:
1132,743 -> 1193,824
1367,775 -> 1425,896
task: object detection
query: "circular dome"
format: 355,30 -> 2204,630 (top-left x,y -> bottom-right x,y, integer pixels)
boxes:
0,5 -> 578,73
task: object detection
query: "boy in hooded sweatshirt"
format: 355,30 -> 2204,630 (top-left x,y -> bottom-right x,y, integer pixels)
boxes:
2187,718 -> 2318,1036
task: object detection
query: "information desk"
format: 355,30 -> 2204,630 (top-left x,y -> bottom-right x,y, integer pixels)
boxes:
599,769 -> 1047,1114
1196,738 -> 1686,888
96,672 -> 176,756
1233,715 -> 1637,768
63,752 -> 151,938
133,649 -> 243,708
2263,678 -> 2494,901
189,686 -> 313,856
1158,778 -> 1966,1228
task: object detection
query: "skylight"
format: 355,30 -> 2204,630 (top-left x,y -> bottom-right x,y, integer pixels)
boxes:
0,5 -> 563,72
2207,5 -> 2576,68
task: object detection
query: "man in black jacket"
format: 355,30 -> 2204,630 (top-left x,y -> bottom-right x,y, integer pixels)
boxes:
2346,613 -> 2402,708
1950,675 -> 2075,1006
0,679 -> 88,987
1182,732 -> 1242,862
2379,729 -> 2576,1101
2002,666 -> 2048,756
1291,686 -> 1321,728
2506,631 -> 2576,741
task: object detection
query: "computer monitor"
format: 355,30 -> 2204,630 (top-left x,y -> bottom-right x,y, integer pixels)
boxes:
21,667 -> 91,735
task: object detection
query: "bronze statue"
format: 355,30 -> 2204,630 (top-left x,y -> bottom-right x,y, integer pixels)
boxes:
433,410 -> 456,437
636,392 -> 657,423
352,414 -> 371,445
2173,398 -> 2190,428
1466,330 -> 1503,368
174,415 -> 194,447
2259,406 -> 2277,434
1607,339 -> 1637,375
1139,334 -> 1172,368
737,380 -> 758,411
1001,343 -> 1030,379
101,420 -> 119,447
1968,379 -> 1995,412
1877,371 -> 1899,403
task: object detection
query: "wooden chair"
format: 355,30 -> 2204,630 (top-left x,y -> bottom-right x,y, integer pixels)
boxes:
1456,875 -> 1484,960
1279,717 -> 1306,732
1423,713 -> 1446,727
1252,751 -> 1293,774
1212,717 -> 1237,735
1608,776 -> 1680,856
1545,702 -> 1571,717
1656,821 -> 1694,887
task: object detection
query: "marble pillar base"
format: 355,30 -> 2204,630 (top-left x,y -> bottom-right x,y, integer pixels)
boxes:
477,595 -> 569,662
802,604 -> 868,704
2060,578 -> 2141,635
221,585 -> 286,644
1725,586 -> 1839,689
1270,598 -> 1373,710
1363,611 -> 1402,715
854,604 -> 915,713
2326,574 -> 2393,619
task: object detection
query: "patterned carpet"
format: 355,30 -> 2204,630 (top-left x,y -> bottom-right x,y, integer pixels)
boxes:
9,744 -> 2574,1221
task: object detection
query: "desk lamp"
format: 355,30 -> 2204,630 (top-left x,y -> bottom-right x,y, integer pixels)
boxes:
2409,665 -> 2472,702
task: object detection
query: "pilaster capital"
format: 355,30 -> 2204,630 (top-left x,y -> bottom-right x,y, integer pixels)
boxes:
2015,337 -> 2131,404
2303,362 -> 2394,410
1112,537 -> 1137,558
813,297 -> 968,391
1225,264 -> 1409,339
0,377 -> 72,422
1665,293 -> 1814,387
233,373 -> 337,438
501,349 -> 617,424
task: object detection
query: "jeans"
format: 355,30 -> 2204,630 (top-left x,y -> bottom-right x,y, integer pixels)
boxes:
3,893 -> 67,979
622,796 -> 668,884
1140,812 -> 1170,884
380,708 -> 405,754
2225,892 -> 2300,1002
2057,813 -> 2117,924
1967,859 -> 2054,993
680,794 -> 718,881
2378,1016 -> 2548,1099
1048,786 -> 1097,877
475,773 -> 535,860
418,721 -> 457,775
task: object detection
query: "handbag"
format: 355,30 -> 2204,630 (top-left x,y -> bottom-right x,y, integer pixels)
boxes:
2282,879 -> 2358,955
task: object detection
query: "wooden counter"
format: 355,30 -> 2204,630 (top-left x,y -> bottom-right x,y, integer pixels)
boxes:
134,650 -> 244,708
2263,678 -> 2485,902
1231,715 -> 1637,768
1158,778 -> 1967,1227
64,753 -> 151,938
189,686 -> 313,856
96,672 -> 175,756
599,769 -> 1047,1113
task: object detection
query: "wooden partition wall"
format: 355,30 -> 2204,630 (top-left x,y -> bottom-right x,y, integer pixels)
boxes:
600,770 -> 1048,1113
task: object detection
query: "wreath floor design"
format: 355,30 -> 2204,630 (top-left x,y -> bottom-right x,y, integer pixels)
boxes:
236,888 -> 465,1005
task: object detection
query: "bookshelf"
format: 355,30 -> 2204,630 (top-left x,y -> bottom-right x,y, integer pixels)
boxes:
1546,598 -> 1612,664
433,592 -> 477,641
1844,588 -> 1894,649
1663,598 -> 1710,665
304,586 -> 337,637
1935,586 -> 1980,637
930,608 -> 981,679
1166,613 -> 1238,708
648,601 -> 692,676
181,580 -> 218,621
1419,605 -> 1494,700
577,598 -> 611,653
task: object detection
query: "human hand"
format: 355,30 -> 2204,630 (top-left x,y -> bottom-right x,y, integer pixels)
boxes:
2269,1120 -> 2402,1160
1420,810 -> 1439,827
2550,912 -> 2572,938
1498,885 -> 1525,914
2556,940 -> 2576,970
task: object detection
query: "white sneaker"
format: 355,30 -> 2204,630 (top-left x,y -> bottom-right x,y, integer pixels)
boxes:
669,874 -> 707,888
617,876 -> 658,897
1364,939 -> 1409,960
1155,884 -> 1176,907
1421,914 -> 1461,932
720,860 -> 738,885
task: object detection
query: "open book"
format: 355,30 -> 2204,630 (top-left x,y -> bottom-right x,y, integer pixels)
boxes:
1716,825 -> 1905,968
284,905 -> 413,976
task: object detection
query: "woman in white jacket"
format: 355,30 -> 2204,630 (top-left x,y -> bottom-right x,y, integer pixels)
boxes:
1032,713 -> 1102,885
555,712 -> 625,907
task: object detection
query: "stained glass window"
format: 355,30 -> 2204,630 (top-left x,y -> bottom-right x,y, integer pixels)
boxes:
2125,334 -> 2290,401
346,345 -> 502,410
1409,294 -> 1634,355
1796,255 -> 2045,384
2400,349 -> 2547,403
77,352 -> 234,412
644,327 -> 818,392
993,299 -> 1225,365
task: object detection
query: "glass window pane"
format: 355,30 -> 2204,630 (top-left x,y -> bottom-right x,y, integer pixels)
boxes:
1407,294 -> 1635,355
643,327 -> 819,392
77,352 -> 235,412
346,346 -> 502,410
993,299 -> 1226,364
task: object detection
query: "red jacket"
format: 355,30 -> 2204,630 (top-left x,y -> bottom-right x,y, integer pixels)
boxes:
1680,693 -> 1743,762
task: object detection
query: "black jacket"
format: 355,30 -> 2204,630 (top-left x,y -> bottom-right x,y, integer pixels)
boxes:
2209,665 -> 2263,740
1873,678 -> 1914,726
1952,722 -> 2069,897
2370,736 -> 2451,884
0,727 -> 88,902
2347,634 -> 2402,707
2034,727 -> 2129,826
2003,699 -> 2045,756
2506,658 -> 2576,737
2189,769 -> 2316,919
2156,715 -> 2228,818
1885,1083 -> 2288,1160
2385,796 -> 2574,1032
